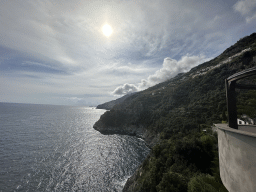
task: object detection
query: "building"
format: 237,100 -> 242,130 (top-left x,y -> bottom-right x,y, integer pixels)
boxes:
237,114 -> 254,125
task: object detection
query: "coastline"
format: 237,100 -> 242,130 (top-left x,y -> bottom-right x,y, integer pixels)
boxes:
93,120 -> 159,149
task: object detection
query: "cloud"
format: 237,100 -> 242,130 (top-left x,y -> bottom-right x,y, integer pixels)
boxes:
102,62 -> 154,77
0,0 -> 255,105
21,61 -> 66,73
140,54 -> 210,88
233,0 -> 256,15
112,83 -> 139,95
233,0 -> 256,22
112,54 -> 210,95
0,0 -> 241,72
246,13 -> 256,22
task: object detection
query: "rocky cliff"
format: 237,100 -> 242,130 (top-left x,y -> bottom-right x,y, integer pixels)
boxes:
94,91 -> 160,147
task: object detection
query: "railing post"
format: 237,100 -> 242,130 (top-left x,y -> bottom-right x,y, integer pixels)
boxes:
225,79 -> 238,129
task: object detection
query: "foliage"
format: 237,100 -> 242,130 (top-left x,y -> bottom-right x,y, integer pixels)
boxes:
135,130 -> 220,191
156,172 -> 187,192
188,174 -> 228,192
237,89 -> 256,118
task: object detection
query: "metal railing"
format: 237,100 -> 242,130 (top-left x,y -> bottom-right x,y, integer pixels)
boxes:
225,66 -> 256,129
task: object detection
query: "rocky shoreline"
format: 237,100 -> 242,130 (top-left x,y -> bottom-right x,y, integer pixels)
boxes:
93,118 -> 159,149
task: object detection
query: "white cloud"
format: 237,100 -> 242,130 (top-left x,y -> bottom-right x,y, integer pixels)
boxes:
233,0 -> 256,15
112,54 -> 210,95
233,0 -> 256,22
102,62 -> 154,77
139,55 -> 209,88
112,83 -> 139,95
246,13 -> 256,22
21,61 -> 63,71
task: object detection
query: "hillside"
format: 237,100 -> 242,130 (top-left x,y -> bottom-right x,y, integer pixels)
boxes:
96,93 -> 135,110
94,32 -> 256,191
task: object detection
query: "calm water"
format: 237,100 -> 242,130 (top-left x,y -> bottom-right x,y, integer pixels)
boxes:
0,103 -> 150,192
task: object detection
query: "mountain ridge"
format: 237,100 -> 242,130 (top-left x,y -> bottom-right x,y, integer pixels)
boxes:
94,32 -> 256,191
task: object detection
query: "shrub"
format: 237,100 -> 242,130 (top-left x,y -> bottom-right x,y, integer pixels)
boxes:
188,174 -> 228,192
156,172 -> 187,192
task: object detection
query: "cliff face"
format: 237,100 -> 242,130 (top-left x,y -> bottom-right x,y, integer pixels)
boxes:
93,33 -> 256,191
94,122 -> 159,148
94,92 -> 160,147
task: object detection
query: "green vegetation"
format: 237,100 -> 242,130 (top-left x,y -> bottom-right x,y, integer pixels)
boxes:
95,33 -> 256,191
134,129 -> 227,192
237,89 -> 256,118
188,174 -> 227,192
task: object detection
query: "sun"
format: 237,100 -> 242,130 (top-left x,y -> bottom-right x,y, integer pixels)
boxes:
102,24 -> 113,37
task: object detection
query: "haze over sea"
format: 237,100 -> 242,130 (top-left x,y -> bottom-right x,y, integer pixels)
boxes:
0,103 -> 150,192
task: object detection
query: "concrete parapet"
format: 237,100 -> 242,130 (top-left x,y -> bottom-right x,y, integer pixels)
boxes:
216,124 -> 256,192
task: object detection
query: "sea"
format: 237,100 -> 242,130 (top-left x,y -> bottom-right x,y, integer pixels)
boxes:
0,103 -> 150,192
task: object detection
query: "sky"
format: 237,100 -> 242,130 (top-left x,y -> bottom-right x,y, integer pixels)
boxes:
0,0 -> 256,106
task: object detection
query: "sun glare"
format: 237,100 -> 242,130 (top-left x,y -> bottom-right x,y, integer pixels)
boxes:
102,24 -> 113,37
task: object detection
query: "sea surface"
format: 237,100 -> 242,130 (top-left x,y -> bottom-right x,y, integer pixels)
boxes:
0,103 -> 150,192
